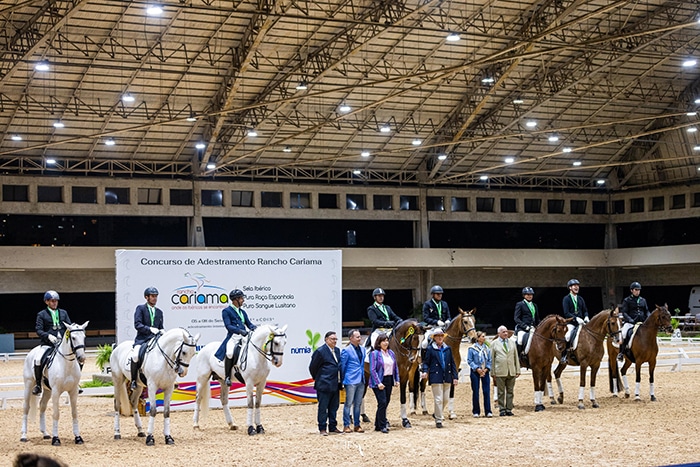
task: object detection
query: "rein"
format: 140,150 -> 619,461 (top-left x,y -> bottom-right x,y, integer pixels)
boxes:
390,325 -> 420,360
55,328 -> 86,362
155,328 -> 197,372
533,319 -> 566,351
250,329 -> 287,365
444,315 -> 476,343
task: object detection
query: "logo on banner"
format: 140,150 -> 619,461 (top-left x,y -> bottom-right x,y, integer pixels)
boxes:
291,329 -> 321,355
171,272 -> 228,307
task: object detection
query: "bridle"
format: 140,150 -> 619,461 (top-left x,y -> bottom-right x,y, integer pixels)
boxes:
390,323 -> 421,362
258,329 -> 287,365
157,329 -> 197,374
55,327 -> 86,362
533,317 -> 567,352
445,314 -> 476,343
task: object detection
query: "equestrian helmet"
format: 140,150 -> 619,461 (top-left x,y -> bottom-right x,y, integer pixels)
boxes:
144,287 -> 159,297
430,285 -> 444,294
567,279 -> 580,288
522,287 -> 534,295
630,281 -> 642,290
43,290 -> 60,301
433,328 -> 445,335
372,288 -> 385,297
229,289 -> 245,300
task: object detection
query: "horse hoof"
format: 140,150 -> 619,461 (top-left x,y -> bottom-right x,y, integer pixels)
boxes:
422,410 -> 429,416
402,418 -> 412,428
247,426 -> 256,436
20,437 -> 28,443
52,436 -> 61,446
591,402 -> 599,409
256,425 -> 265,434
145,434 -> 155,446
550,399 -> 557,405
634,396 -> 641,402
229,425 -> 238,431
361,414 -> 371,423
75,436 -> 84,445
43,435 -> 51,440
138,432 -> 146,437
651,395 -> 657,402
535,404 -> 545,412
577,403 -> 585,410
557,395 -> 564,405
449,412 -> 457,420
114,434 -> 121,440
624,393 -> 630,399
612,394 -> 618,398
164,435 -> 174,445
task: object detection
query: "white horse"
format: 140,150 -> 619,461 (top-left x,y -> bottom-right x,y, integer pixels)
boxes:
111,328 -> 200,445
21,321 -> 89,445
193,324 -> 288,435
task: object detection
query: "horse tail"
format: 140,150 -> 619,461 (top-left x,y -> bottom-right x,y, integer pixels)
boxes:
27,388 -> 38,421
608,357 -> 618,393
196,377 -> 211,423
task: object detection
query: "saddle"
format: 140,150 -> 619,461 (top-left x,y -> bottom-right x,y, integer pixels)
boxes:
39,346 -> 58,390
130,335 -> 159,386
621,323 -> 642,363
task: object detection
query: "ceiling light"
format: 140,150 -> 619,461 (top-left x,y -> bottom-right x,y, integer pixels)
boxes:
296,81 -> 308,90
683,59 -> 697,67
512,98 -> 524,104
525,120 -> 537,128
504,157 -> 515,164
146,5 -> 163,15
206,163 -> 216,170
688,112 -> 697,116
481,77 -> 495,84
247,129 -> 258,137
352,169 -> 362,175
596,179 -> 606,185
46,158 -> 56,165
687,127 -> 697,133
437,153 -> 447,161
195,142 -> 206,149
695,98 -> 700,104
339,103 -> 351,113
122,93 -> 135,103
283,146 -> 292,153
479,175 -> 489,181
562,147 -> 573,153
548,135 -> 559,142
11,135 -> 22,141
361,150 -> 371,157
412,138 -> 422,146
53,121 -> 64,129
572,161 -> 582,166
380,124 -> 391,133
186,113 -> 197,122
34,61 -> 50,72
446,32 -> 461,42
694,146 -> 700,151
105,138 -> 116,146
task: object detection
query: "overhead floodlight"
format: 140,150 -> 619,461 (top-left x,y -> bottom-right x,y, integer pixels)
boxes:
481,77 -> 495,84
53,121 -> 65,129
572,161 -> 582,166
380,124 -> 391,133
446,32 -> 461,42
186,113 -> 197,122
687,112 -> 697,116
695,98 -> 700,104
504,157 -> 515,164
46,158 -> 56,165
247,129 -> 258,137
687,127 -> 698,133
562,147 -> 573,153
596,179 -> 606,185
361,150 -> 371,158
105,138 -> 116,146
11,135 -> 22,141
548,135 -> 559,142
437,154 -> 447,161
339,103 -> 351,113
412,138 -> 422,146
206,163 -> 216,170
683,59 -> 697,67
283,146 -> 292,153
122,93 -> 135,103
195,142 -> 206,149
146,5 -> 163,15
525,120 -> 537,128
694,145 -> 700,151
296,81 -> 308,90
352,169 -> 362,175
512,98 -> 524,104
479,175 -> 489,181
34,61 -> 50,72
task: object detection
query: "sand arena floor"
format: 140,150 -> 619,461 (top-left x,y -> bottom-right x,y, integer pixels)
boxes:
0,351 -> 696,467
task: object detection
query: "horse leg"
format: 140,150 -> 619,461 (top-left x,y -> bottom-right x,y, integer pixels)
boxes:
447,383 -> 457,419
145,387 -> 157,446
420,377 -> 428,415
221,382 -> 236,430
51,390 -> 61,445
634,363 -> 642,401
246,383 -> 256,436
162,386 -> 175,445
533,367 -> 545,412
39,391 -> 50,439
589,365 -> 599,408
255,383 -> 265,434
608,357 -> 619,397
649,358 -> 657,402
554,365 -> 565,404
67,388 -> 83,444
129,387 -> 145,437
360,384 -> 371,422
577,366 -> 587,410
546,369 -> 556,405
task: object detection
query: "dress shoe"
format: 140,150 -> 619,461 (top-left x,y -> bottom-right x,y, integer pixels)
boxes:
472,413 -> 480,418
435,422 -> 443,428
354,426 -> 364,433
329,428 -> 343,434
343,426 -> 353,433
380,427 -> 389,434
506,411 -> 514,416
486,413 -> 493,418
499,410 -> 507,417
320,430 -> 328,436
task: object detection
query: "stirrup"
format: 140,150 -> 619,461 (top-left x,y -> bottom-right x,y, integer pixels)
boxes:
130,379 -> 138,390
616,352 -> 624,363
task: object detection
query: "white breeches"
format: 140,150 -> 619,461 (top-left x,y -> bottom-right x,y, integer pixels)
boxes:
34,345 -> 52,365
225,335 -> 244,359
131,344 -> 141,362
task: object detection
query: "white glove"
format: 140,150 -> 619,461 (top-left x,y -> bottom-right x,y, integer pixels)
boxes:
525,326 -> 531,332
150,327 -> 161,335
437,320 -> 445,327
584,317 -> 589,324
48,334 -> 58,344
576,317 -> 584,325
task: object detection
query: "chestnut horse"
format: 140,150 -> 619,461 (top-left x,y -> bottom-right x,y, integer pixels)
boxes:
552,308 -> 622,409
522,315 -> 570,412
608,304 -> 671,401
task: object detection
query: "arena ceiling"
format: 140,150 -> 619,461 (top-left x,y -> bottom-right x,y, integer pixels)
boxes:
1,0 -> 700,191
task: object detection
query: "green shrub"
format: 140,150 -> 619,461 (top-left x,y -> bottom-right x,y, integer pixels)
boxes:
95,343 -> 114,372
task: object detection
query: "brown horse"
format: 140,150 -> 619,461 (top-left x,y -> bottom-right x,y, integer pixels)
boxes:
552,308 -> 622,409
409,308 -> 478,418
608,304 -> 671,401
361,319 -> 424,428
522,315 -> 570,412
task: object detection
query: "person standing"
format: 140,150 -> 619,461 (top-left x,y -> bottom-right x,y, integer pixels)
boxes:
514,287 -> 540,351
130,287 -> 164,390
467,331 -> 492,418
422,285 -> 452,348
561,279 -> 589,364
420,328 -> 458,428
340,329 -> 366,433
32,290 -> 72,395
309,331 -> 343,435
366,288 -> 402,348
617,282 -> 650,362
368,333 -> 399,433
214,289 -> 257,386
491,325 -> 520,416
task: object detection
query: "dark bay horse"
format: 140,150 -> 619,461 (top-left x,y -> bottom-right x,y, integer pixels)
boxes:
608,304 -> 671,401
522,315 -> 569,412
409,308 -> 477,418
361,319 -> 424,428
552,308 -> 622,409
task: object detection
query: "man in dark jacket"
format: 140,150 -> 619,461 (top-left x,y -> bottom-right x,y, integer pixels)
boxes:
214,289 -> 257,386
617,282 -> 649,362
366,288 -> 401,348
422,285 -> 452,349
130,286 -> 164,390
561,279 -> 589,364
514,287 -> 540,352
32,290 -> 72,395
420,329 -> 458,428
309,331 -> 342,435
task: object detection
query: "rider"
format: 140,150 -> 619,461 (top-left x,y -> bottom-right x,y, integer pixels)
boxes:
366,288 -> 401,349
617,282 -> 649,363
33,290 -> 72,395
130,287 -> 164,390
560,279 -> 589,364
514,287 -> 540,352
215,289 -> 257,387
421,285 -> 452,349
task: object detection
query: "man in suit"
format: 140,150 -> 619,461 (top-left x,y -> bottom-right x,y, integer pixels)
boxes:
340,329 -> 366,433
214,289 -> 257,386
130,286 -> 164,390
514,286 -> 540,352
561,279 -> 589,364
309,331 -> 343,435
491,325 -> 520,416
32,290 -> 73,395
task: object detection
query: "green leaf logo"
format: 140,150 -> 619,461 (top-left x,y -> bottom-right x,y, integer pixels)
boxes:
306,329 -> 322,351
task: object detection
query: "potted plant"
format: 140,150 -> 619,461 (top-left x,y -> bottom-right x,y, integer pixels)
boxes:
95,343 -> 113,373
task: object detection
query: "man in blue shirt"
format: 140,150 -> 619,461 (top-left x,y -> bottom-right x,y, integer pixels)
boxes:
340,329 -> 366,433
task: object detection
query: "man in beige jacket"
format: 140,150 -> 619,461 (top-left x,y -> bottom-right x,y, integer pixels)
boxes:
491,325 -> 520,416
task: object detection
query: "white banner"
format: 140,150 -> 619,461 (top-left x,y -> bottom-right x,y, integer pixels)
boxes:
115,249 -> 342,408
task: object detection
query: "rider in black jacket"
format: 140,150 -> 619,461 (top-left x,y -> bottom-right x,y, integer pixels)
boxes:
617,282 -> 649,362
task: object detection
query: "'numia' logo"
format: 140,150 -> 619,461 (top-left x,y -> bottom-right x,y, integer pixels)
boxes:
290,329 -> 320,355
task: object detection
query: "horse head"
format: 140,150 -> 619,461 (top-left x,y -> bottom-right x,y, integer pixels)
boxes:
654,304 -> 672,332
63,321 -> 89,365
262,324 -> 288,367
456,307 -> 478,343
607,307 -> 623,345
161,328 -> 200,377
539,315 -> 568,352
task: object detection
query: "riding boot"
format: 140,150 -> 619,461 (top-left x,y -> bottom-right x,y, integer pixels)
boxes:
224,357 -> 233,387
130,359 -> 139,390
616,344 -> 625,363
32,364 -> 43,395
560,348 -> 568,365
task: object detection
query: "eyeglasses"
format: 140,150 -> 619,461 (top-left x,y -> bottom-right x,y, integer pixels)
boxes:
328,337 -> 338,340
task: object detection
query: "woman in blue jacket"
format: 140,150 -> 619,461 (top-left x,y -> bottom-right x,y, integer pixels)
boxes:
467,331 -> 492,418
421,328 -> 459,428
368,333 -> 399,433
